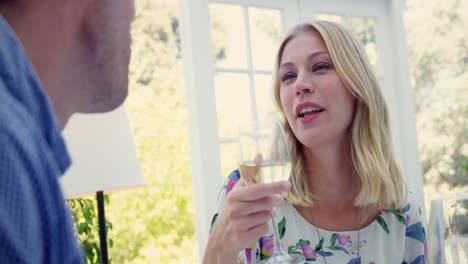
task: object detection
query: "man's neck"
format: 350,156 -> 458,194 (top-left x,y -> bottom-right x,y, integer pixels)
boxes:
1,4 -> 80,129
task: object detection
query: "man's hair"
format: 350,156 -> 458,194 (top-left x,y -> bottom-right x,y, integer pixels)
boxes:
0,0 -> 16,7
273,21 -> 407,211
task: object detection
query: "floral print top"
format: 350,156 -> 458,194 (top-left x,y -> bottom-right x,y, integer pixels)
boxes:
210,170 -> 427,264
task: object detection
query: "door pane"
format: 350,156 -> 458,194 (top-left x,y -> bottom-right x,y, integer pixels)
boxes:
315,13 -> 343,24
214,73 -> 252,138
348,16 -> 380,75
314,14 -> 382,79
254,73 -> 277,122
220,142 -> 240,180
209,3 -> 248,69
248,7 -> 282,71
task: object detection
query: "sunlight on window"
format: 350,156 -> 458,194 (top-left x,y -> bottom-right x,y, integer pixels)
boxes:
215,73 -> 252,139
220,143 -> 240,179
249,8 -> 282,70
209,3 -> 247,69
348,16 -> 380,75
315,13 -> 343,24
254,74 -> 277,122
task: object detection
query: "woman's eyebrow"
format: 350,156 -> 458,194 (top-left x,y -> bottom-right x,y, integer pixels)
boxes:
280,51 -> 330,69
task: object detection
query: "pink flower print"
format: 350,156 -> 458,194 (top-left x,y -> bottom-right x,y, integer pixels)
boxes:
424,240 -> 428,257
226,179 -> 236,194
261,236 -> 274,257
244,248 -> 252,263
405,215 -> 411,227
338,235 -> 351,246
301,244 -> 317,258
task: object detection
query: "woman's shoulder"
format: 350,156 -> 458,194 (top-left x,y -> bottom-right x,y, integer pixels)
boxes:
400,191 -> 423,215
379,190 -> 425,227
381,191 -> 422,213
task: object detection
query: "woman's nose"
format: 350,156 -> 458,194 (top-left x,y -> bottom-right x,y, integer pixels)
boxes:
294,75 -> 315,96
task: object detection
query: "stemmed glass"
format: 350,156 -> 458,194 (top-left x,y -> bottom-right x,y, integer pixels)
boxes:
429,195 -> 468,264
238,119 -> 305,264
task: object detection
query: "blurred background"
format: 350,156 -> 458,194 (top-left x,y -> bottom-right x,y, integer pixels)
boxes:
67,0 -> 467,263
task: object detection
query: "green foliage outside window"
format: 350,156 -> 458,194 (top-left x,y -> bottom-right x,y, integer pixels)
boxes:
405,0 -> 468,197
67,197 -> 113,264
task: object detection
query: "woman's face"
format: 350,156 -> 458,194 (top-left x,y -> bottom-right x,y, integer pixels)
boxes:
279,31 -> 355,149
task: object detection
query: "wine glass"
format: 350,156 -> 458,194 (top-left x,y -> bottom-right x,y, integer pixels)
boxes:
429,194 -> 468,264
238,119 -> 305,264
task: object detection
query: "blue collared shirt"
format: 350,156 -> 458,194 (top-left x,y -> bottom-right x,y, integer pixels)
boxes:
0,16 -> 84,263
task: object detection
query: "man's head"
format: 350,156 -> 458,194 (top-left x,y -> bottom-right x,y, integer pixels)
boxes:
1,0 -> 135,127
77,1 -> 135,114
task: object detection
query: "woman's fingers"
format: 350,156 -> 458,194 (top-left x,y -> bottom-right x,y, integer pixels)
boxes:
240,222 -> 270,244
243,210 -> 272,231
208,180 -> 291,255
226,181 -> 290,217
233,181 -> 291,202
230,194 -> 284,217
230,211 -> 270,246
233,178 -> 247,189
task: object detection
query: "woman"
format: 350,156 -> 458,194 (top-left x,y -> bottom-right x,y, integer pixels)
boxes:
204,20 -> 427,264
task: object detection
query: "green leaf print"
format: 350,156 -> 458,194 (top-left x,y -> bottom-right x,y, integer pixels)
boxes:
376,216 -> 390,234
287,245 -> 295,254
278,216 -> 286,239
315,237 -> 324,251
288,240 -> 309,256
393,213 -> 407,226
333,245 -> 350,255
329,233 -> 339,246
295,239 -> 311,248
210,213 -> 218,230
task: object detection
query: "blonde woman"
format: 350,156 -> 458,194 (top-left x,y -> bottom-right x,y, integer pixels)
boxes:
204,21 -> 427,264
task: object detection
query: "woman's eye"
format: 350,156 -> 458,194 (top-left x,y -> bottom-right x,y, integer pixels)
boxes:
312,63 -> 331,72
281,72 -> 296,82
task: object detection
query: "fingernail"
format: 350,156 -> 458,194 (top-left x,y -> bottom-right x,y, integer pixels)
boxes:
281,181 -> 291,190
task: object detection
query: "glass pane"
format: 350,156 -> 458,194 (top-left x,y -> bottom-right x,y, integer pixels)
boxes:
220,142 -> 240,180
348,17 -> 380,75
249,8 -> 282,70
315,13 -> 343,24
254,74 -> 277,121
209,3 -> 248,69
215,73 -> 252,138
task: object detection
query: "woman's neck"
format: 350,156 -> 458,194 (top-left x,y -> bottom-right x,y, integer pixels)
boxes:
303,141 -> 357,206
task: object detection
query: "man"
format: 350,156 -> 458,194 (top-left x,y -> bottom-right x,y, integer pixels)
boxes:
0,0 -> 135,262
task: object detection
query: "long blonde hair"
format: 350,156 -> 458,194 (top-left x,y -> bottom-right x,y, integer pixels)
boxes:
274,21 -> 407,210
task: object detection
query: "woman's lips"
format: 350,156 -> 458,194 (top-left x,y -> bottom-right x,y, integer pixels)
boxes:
298,111 -> 322,124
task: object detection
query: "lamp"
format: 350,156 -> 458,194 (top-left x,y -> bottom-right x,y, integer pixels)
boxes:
60,105 -> 145,264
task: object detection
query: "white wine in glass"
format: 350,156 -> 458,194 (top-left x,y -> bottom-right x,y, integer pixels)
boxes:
238,119 -> 304,264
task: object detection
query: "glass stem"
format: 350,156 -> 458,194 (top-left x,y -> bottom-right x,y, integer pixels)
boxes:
270,206 -> 285,255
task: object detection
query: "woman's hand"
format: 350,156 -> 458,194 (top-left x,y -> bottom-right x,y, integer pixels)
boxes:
203,180 -> 291,263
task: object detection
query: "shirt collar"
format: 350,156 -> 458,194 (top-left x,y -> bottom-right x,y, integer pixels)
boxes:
0,15 -> 71,174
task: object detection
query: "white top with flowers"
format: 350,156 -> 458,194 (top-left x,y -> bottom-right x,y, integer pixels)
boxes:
209,170 -> 427,264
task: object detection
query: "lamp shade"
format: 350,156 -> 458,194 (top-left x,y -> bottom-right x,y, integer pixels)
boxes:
60,105 -> 145,198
